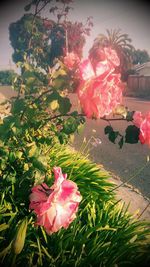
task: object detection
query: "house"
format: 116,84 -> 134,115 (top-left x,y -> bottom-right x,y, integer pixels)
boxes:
134,61 -> 150,76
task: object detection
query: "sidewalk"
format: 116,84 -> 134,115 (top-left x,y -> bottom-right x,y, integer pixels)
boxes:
110,174 -> 150,220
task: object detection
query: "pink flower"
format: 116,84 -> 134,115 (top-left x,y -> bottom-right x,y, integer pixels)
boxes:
133,111 -> 150,146
29,167 -> 82,234
77,47 -> 124,118
64,52 -> 80,70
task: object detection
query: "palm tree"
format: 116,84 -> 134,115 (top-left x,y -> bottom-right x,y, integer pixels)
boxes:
89,29 -> 135,80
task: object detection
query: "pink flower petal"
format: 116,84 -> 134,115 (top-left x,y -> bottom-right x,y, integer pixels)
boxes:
79,59 -> 95,80
95,60 -> 113,78
77,72 -> 124,118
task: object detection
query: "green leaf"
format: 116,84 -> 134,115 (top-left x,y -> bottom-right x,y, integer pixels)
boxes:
63,117 -> 78,134
9,152 -> 16,162
108,131 -> 119,143
11,99 -> 26,115
15,151 -> 23,159
129,234 -> 138,243
57,132 -> 68,144
32,156 -> 47,172
26,77 -> 36,86
104,126 -> 120,144
0,223 -> 9,232
24,4 -> 31,11
125,125 -> 140,144
0,116 -> 16,139
58,97 -> 72,114
28,143 -> 38,157
104,126 -> 113,135
52,68 -> 67,79
0,241 -> 12,259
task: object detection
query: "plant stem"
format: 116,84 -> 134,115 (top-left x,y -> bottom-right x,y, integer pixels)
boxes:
11,254 -> 17,267
45,112 -> 128,121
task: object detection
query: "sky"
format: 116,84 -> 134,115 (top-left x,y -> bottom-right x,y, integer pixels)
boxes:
0,0 -> 150,70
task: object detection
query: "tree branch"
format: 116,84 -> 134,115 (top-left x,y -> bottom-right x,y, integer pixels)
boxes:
28,0 -> 50,50
33,88 -> 53,103
20,87 -> 53,122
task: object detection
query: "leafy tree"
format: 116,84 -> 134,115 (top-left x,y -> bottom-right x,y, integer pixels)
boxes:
9,11 -> 92,70
9,14 -> 52,70
89,29 -> 135,80
132,49 -> 150,64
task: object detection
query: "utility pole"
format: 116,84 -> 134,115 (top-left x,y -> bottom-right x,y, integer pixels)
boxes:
9,59 -> 12,70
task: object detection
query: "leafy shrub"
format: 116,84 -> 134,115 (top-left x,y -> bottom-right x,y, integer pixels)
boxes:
0,70 -> 17,85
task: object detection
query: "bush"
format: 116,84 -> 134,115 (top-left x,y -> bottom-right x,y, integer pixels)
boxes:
0,70 -> 17,85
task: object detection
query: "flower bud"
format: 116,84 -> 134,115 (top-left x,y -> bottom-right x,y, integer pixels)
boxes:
113,104 -> 128,118
12,217 -> 28,255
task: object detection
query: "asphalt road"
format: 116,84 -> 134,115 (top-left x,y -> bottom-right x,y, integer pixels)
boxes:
73,96 -> 150,198
0,87 -> 150,198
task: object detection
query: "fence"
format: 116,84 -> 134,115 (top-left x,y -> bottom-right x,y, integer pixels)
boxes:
126,75 -> 150,97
